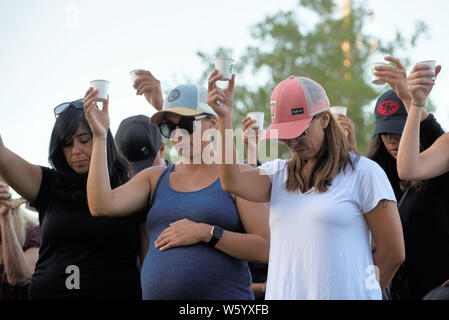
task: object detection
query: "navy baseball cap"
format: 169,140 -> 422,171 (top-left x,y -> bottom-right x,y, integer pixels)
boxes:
372,90 -> 408,138
115,115 -> 162,175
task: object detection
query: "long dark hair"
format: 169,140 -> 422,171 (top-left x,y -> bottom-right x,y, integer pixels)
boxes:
49,106 -> 130,204
366,135 -> 422,198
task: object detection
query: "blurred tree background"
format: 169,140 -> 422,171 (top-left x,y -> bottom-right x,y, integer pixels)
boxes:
196,0 -> 429,157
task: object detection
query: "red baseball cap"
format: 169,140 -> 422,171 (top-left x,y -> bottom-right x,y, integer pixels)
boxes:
261,76 -> 330,141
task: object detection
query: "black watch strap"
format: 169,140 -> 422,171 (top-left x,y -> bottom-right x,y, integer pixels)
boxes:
208,226 -> 223,247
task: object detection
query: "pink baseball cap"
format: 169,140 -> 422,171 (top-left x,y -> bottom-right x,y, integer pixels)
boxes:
261,76 -> 330,141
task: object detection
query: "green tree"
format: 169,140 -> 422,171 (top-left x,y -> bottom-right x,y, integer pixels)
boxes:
197,0 -> 428,155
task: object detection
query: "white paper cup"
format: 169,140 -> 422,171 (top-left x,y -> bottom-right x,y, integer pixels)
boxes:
214,57 -> 235,81
129,69 -> 142,84
247,111 -> 264,130
330,106 -> 347,116
90,80 -> 110,102
371,62 -> 390,85
417,60 -> 436,80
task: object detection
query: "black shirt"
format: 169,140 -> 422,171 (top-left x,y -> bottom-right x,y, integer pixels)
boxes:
29,167 -> 146,299
391,114 -> 449,299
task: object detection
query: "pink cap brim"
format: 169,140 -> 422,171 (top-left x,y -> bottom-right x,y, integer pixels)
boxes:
261,117 -> 313,141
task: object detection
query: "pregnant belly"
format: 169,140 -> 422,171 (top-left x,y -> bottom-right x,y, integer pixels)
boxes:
141,243 -> 252,300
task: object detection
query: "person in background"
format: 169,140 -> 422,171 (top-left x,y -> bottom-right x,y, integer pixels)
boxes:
241,115 -> 267,299
115,114 -> 167,176
0,176 -> 39,300
0,99 -> 145,299
208,70 -> 405,300
378,58 -> 449,299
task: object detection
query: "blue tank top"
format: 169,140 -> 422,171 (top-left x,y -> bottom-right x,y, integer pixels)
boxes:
141,164 -> 254,300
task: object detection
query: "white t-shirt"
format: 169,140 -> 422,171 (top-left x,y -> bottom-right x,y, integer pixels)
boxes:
259,153 -> 396,300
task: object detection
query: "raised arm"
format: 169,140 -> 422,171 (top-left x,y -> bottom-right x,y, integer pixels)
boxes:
0,135 -> 42,202
207,70 -> 271,203
397,63 -> 447,180
83,88 -> 151,217
374,56 -> 429,121
133,70 -> 164,111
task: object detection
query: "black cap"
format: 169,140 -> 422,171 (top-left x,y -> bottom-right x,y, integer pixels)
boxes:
115,115 -> 162,175
372,90 -> 408,138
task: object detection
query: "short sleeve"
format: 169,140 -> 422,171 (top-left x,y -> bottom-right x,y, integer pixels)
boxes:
23,225 -> 40,251
353,157 -> 397,214
258,159 -> 285,182
30,166 -> 57,212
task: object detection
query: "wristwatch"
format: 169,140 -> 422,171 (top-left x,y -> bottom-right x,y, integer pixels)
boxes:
208,225 -> 224,247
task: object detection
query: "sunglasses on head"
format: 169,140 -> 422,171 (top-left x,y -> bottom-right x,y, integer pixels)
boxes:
54,99 -> 84,118
158,114 -> 211,139
278,114 -> 321,144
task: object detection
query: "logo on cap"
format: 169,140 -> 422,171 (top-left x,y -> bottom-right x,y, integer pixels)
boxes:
378,100 -> 400,116
291,108 -> 304,115
167,89 -> 181,102
270,101 -> 276,119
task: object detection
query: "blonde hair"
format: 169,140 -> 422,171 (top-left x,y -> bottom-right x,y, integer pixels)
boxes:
0,202 -> 39,266
286,111 -> 357,193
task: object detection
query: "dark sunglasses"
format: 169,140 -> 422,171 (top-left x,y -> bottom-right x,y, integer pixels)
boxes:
278,114 -> 321,144
158,114 -> 211,138
54,99 -> 84,118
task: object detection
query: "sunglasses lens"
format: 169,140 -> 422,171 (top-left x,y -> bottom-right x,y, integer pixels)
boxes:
178,117 -> 195,134
159,122 -> 174,138
71,99 -> 84,109
158,117 -> 197,138
54,103 -> 70,117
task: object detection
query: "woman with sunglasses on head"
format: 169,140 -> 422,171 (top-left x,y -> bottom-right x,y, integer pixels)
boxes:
373,58 -> 449,299
0,99 -> 146,299
85,78 -> 269,300
207,71 -> 405,300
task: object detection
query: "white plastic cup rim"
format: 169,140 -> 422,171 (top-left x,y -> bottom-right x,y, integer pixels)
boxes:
214,57 -> 236,63
247,111 -> 264,129
371,62 -> 390,68
418,60 -> 436,65
330,106 -> 347,116
90,79 -> 110,84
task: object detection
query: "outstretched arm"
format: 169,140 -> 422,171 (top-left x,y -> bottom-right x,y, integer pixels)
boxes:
0,135 -> 42,202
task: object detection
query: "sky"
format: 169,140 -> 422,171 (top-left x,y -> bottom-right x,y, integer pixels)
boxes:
1,0 -> 449,169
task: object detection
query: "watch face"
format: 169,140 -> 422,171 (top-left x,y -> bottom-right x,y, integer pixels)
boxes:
212,226 -> 223,239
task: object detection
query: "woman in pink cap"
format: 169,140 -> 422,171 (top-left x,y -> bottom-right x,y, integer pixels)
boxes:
207,70 -> 405,300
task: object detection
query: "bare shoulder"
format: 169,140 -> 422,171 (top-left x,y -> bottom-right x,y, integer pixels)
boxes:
138,164 -> 167,186
237,163 -> 257,171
